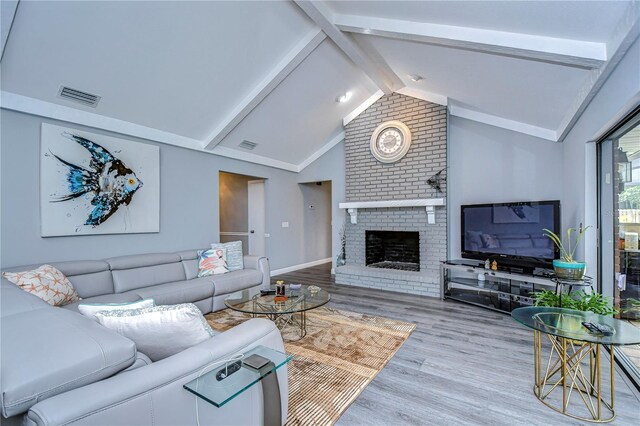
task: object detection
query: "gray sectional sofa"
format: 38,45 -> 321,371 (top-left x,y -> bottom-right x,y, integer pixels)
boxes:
0,249 -> 287,425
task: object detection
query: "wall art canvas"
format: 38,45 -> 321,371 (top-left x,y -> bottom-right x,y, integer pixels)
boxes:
40,123 -> 160,236
492,205 -> 540,224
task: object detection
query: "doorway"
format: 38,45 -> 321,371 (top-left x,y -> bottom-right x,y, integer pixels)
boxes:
598,109 -> 640,385
299,181 -> 332,262
218,172 -> 266,257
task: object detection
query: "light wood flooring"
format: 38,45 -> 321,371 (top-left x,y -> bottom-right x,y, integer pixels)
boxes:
273,263 -> 640,425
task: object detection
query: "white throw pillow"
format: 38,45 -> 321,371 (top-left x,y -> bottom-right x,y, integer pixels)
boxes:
95,303 -> 216,361
78,299 -> 155,322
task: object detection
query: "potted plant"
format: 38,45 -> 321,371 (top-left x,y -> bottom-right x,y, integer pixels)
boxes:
543,226 -> 591,280
533,289 -> 618,315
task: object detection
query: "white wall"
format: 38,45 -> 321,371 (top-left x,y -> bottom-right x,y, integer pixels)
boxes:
562,37 -> 640,275
448,116 -> 564,259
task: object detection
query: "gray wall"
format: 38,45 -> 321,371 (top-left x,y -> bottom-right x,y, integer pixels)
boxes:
299,181 -> 332,261
448,116 -> 564,259
298,140 -> 346,271
562,37 -> 640,274
0,109 -> 323,270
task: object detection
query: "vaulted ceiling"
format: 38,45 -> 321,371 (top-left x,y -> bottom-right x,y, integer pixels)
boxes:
1,1 -> 639,172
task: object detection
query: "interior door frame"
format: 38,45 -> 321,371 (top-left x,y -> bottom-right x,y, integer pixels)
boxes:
247,179 -> 266,257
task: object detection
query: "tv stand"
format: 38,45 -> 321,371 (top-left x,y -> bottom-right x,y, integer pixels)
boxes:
440,260 -> 555,314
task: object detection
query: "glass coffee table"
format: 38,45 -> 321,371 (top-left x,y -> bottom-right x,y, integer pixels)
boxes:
225,285 -> 330,339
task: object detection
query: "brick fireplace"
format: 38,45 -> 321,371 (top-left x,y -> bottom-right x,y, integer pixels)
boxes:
335,93 -> 447,297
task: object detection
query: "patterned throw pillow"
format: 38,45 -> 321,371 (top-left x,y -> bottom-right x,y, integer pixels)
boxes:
210,241 -> 244,271
95,303 -> 217,361
197,248 -> 229,277
78,298 -> 155,322
2,264 -> 81,306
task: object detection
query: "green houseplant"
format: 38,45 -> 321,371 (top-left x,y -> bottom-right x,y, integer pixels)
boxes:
543,226 -> 591,280
533,289 -> 618,316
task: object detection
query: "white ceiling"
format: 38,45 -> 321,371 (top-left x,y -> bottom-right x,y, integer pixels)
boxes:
364,34 -> 591,129
326,1 -> 629,42
219,38 -> 377,164
1,0 -> 316,139
1,1 -> 638,171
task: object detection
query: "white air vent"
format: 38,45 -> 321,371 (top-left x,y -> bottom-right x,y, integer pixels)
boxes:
57,86 -> 101,107
239,140 -> 258,150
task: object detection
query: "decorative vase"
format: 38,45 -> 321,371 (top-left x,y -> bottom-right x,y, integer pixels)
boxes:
553,259 -> 586,280
336,253 -> 346,266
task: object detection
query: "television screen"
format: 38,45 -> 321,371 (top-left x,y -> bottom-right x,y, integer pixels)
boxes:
461,200 -> 560,268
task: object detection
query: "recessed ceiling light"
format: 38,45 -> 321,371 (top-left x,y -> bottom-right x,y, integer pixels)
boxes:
337,92 -> 352,103
408,74 -> 424,82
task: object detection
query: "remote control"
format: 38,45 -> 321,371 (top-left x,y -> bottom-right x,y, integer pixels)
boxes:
582,322 -> 601,334
594,323 -> 614,336
260,289 -> 276,295
582,322 -> 614,336
216,360 -> 242,381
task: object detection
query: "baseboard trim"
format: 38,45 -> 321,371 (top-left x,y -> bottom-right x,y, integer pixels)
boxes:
271,258 -> 332,276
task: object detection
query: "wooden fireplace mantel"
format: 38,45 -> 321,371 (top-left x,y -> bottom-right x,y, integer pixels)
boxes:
338,198 -> 446,225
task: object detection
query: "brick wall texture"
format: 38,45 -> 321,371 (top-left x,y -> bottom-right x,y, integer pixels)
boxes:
336,93 -> 448,297
345,93 -> 447,201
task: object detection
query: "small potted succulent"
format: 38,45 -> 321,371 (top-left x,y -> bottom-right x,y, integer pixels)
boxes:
543,226 -> 591,280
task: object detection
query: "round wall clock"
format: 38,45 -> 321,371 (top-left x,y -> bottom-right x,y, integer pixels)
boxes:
369,120 -> 412,163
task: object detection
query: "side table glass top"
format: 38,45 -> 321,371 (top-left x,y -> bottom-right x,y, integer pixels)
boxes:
183,345 -> 293,407
225,285 -> 330,315
512,306 -> 640,345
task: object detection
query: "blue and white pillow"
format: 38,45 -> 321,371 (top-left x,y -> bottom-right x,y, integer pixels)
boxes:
211,241 -> 244,271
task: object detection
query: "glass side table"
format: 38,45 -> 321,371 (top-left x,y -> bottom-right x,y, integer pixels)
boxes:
183,345 -> 293,425
512,307 -> 640,423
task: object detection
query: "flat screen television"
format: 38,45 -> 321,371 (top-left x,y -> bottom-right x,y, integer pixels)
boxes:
461,200 -> 560,271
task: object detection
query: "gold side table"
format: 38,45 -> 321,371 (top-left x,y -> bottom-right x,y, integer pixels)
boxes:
513,307 -> 640,423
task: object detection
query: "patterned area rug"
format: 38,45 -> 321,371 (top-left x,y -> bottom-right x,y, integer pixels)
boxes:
205,307 -> 415,425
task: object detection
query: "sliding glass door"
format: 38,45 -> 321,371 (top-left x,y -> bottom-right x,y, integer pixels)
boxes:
599,110 -> 640,385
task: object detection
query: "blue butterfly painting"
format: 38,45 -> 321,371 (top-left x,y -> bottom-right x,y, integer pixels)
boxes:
49,132 -> 143,227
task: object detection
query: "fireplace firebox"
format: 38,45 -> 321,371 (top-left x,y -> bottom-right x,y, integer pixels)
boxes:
366,230 -> 420,271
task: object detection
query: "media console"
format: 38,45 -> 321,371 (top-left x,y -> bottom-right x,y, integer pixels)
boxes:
440,260 -> 556,314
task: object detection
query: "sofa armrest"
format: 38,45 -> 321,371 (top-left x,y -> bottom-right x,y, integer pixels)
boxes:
26,319 -> 288,426
244,255 -> 270,290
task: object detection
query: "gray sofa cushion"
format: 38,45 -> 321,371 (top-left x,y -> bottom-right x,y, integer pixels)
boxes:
0,278 -> 49,317
0,308 -> 136,417
176,249 -> 200,280
2,261 -> 114,299
133,278 -> 214,306
106,253 -> 181,270
110,260 -> 186,293
122,352 -> 152,372
61,292 -> 143,313
211,269 -> 262,295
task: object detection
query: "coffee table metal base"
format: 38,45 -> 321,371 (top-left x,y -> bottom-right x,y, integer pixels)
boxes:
533,330 -> 615,423
251,309 -> 307,339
